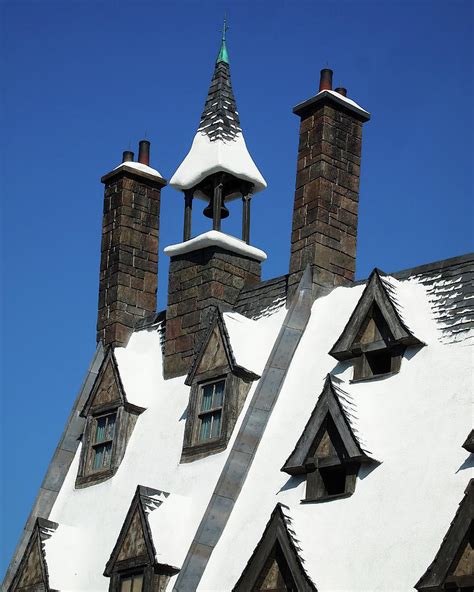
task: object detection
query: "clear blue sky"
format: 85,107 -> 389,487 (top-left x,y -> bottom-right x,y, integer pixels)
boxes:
1,0 -> 472,578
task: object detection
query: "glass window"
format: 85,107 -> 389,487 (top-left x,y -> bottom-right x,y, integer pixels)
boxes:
198,380 -> 225,442
120,573 -> 143,592
92,412 -> 116,470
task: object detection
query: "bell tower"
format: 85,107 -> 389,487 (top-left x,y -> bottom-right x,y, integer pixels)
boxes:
164,22 -> 267,378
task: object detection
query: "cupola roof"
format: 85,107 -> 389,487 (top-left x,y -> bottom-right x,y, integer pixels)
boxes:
170,24 -> 266,196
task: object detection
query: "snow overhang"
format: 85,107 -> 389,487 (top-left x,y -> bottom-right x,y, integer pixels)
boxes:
169,132 -> 267,198
164,230 -> 267,262
293,89 -> 370,122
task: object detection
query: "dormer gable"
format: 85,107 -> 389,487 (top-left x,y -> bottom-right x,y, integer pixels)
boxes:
181,308 -> 259,462
8,518 -> 57,592
233,504 -> 316,592
185,307 -> 259,386
330,269 -> 424,380
282,375 -> 376,501
104,486 -> 178,591
81,347 -> 133,417
76,348 -> 145,488
416,479 -> 474,591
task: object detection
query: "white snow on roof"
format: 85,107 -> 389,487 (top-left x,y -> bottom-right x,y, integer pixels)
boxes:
198,276 -> 472,591
381,274 -> 439,344
113,160 -> 165,181
44,306 -> 285,591
43,274 -> 472,591
223,308 -> 286,376
164,230 -> 267,262
169,131 -> 267,195
294,89 -> 370,120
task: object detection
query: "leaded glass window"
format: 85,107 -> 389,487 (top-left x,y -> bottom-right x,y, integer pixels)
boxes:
198,380 -> 225,442
92,412 -> 116,470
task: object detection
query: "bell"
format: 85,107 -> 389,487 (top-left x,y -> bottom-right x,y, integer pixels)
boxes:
203,197 -> 230,219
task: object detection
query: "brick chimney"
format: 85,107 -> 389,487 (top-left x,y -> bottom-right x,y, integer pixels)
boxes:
289,69 -> 370,294
97,142 -> 166,347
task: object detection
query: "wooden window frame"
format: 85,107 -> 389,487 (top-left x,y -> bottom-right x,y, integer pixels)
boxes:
91,411 -> 117,472
196,378 -> 226,443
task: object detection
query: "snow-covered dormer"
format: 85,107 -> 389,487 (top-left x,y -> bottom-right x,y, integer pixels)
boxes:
169,22 -> 266,244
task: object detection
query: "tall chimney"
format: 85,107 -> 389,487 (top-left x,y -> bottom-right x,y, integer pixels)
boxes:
98,142 -> 166,347
288,69 -> 370,294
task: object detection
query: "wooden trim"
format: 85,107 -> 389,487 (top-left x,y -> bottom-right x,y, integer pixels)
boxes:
282,374 -> 372,476
416,479 -> 474,590
329,268 -> 424,361
232,504 -> 317,591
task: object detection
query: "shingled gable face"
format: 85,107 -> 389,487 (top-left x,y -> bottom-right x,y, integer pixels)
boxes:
329,268 -> 424,381
8,518 -> 57,592
76,348 -> 145,488
282,375 -> 376,502
180,308 -> 259,462
233,504 -> 316,592
104,486 -> 179,592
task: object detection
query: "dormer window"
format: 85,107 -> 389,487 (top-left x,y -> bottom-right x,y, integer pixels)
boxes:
282,375 -> 377,503
330,269 -> 424,381
119,572 -> 143,592
198,379 -> 225,442
76,348 -> 145,488
92,412 -> 117,471
181,308 -> 259,462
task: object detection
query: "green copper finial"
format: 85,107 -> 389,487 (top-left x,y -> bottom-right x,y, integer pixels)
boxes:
216,17 -> 229,64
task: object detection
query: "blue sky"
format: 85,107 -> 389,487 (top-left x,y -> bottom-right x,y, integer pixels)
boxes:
1,0 -> 472,578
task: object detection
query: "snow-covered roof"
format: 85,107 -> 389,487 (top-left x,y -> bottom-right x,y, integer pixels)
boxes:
34,261 -> 472,591
170,56 -> 266,195
163,230 -> 267,262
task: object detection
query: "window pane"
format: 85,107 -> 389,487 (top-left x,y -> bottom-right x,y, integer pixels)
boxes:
132,574 -> 143,592
93,442 -> 112,470
95,416 -> 107,443
201,384 -> 214,411
199,414 -> 212,441
93,444 -> 104,470
211,410 -> 222,438
106,414 -> 116,440
102,441 -> 113,468
120,577 -> 132,592
213,381 -> 225,407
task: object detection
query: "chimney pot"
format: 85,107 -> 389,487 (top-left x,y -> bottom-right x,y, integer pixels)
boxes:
138,140 -> 150,166
319,68 -> 333,92
122,150 -> 134,163
334,87 -> 347,97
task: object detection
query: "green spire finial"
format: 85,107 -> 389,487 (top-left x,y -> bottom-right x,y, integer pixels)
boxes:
216,16 -> 229,64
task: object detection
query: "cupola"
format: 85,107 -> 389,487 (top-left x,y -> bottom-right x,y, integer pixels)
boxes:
164,23 -> 268,379
169,20 -> 266,244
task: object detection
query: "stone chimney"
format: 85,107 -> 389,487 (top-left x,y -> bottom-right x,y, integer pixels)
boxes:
289,69 -> 370,294
97,142 -> 166,347
164,235 -> 264,378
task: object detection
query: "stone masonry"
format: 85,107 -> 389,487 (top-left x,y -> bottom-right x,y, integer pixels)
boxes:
98,167 -> 165,348
289,96 -> 369,293
164,247 -> 261,378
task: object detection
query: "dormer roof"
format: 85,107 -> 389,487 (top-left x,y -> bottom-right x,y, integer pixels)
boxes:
329,268 -> 424,361
170,38 -> 266,195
